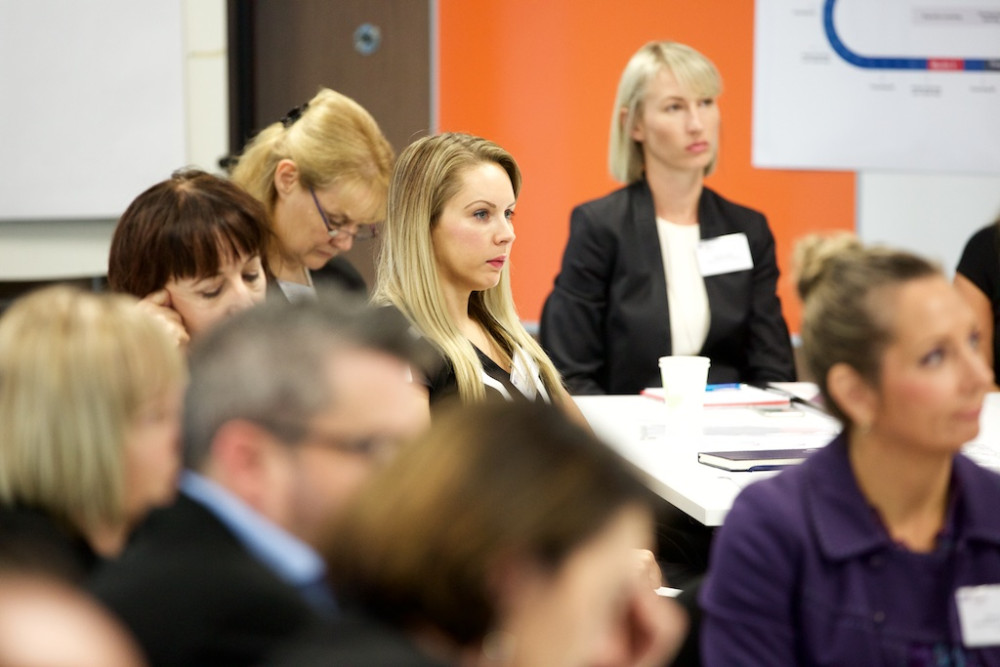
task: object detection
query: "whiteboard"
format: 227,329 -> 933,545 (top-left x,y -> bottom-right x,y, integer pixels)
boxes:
753,0 -> 1000,173
0,0 -> 186,221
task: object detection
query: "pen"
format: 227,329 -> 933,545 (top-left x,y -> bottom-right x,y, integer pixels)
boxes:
706,383 -> 741,391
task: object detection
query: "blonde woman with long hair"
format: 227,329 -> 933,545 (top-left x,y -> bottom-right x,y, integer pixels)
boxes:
374,133 -> 582,420
231,87 -> 394,301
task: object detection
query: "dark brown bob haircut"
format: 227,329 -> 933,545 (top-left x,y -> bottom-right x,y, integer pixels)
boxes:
108,169 -> 269,297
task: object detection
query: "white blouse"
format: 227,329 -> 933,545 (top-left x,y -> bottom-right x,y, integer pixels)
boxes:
656,217 -> 710,356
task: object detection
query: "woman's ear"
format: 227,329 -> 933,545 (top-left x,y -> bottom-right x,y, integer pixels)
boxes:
625,107 -> 643,142
827,362 -> 878,429
274,159 -> 299,197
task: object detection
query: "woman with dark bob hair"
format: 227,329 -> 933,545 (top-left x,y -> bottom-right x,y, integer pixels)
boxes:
276,401 -> 686,666
702,235 -> 1000,664
108,169 -> 269,347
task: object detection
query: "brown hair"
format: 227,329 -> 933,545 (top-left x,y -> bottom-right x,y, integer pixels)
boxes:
326,401 -> 650,645
107,169 -> 269,298
794,234 -> 939,423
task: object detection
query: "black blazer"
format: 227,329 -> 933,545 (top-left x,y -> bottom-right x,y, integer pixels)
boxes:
264,611 -> 452,667
0,504 -> 98,582
89,495 -> 319,667
540,181 -> 795,395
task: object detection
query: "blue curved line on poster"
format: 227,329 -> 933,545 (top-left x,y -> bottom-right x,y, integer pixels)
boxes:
823,0 -> 1000,71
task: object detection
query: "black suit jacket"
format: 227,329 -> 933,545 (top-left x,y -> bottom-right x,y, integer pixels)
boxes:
264,611 -> 452,666
89,495 -> 319,667
540,181 -> 795,395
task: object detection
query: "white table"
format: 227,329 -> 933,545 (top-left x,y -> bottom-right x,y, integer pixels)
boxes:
576,390 -> 1000,527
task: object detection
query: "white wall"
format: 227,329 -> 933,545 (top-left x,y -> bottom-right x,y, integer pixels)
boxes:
2,1 -> 998,281
0,0 -> 228,281
858,172 -> 1000,278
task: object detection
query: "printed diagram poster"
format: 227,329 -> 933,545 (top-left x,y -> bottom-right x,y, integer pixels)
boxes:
753,0 -> 1000,173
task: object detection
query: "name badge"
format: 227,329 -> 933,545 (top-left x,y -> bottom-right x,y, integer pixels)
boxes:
697,233 -> 753,277
956,584 -> 1000,647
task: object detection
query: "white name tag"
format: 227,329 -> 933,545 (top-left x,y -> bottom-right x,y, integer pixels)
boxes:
697,233 -> 753,277
956,584 -> 1000,647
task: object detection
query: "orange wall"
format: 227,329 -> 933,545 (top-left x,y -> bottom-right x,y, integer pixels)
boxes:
437,1 -> 855,333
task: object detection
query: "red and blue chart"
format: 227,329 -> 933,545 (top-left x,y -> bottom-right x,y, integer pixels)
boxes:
754,0 -> 1000,172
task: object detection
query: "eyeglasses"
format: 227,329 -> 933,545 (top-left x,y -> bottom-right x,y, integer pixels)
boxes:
298,430 -> 399,462
309,188 -> 379,241
254,416 -> 401,462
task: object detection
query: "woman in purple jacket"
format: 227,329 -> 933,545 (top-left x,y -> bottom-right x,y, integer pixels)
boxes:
701,235 -> 1000,665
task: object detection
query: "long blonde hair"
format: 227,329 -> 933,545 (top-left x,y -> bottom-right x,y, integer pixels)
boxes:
374,133 -> 564,403
230,87 -> 394,258
0,286 -> 184,534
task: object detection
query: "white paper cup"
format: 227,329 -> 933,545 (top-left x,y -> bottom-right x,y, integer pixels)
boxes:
658,355 -> 711,431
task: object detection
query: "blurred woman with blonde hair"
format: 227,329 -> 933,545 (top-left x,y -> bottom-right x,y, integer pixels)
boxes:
231,87 -> 394,301
0,286 -> 185,578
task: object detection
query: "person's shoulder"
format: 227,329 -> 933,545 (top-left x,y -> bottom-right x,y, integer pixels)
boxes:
955,454 -> 1000,506
723,443 -> 828,538
701,187 -> 766,224
0,505 -> 97,582
312,257 -> 368,296
264,613 -> 450,667
962,223 -> 1000,254
573,182 -> 641,217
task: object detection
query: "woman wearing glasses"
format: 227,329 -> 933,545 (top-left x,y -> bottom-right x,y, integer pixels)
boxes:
231,87 -> 394,302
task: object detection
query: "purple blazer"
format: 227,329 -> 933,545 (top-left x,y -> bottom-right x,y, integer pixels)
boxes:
701,433 -> 1000,666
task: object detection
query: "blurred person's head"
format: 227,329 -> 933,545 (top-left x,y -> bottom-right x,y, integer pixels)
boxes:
0,286 -> 185,556
0,572 -> 146,667
328,401 -> 659,666
609,41 -> 722,183
182,294 -> 429,546
108,169 -> 268,338
231,88 -> 393,274
795,234 -> 992,452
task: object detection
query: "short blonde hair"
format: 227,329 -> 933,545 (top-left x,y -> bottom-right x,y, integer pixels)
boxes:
609,41 -> 722,183
0,287 -> 185,533
373,133 -> 564,403
230,88 -> 394,256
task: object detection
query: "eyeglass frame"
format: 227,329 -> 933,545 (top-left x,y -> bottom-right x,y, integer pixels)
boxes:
309,187 -> 379,241
253,415 -> 398,462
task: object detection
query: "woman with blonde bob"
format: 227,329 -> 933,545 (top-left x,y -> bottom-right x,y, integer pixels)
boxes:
702,236 -> 1000,664
0,286 -> 186,578
286,401 -> 685,666
541,41 -> 794,394
231,87 -> 394,300
375,132 -> 579,414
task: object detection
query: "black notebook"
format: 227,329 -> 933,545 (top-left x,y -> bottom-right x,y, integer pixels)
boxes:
697,448 -> 820,472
